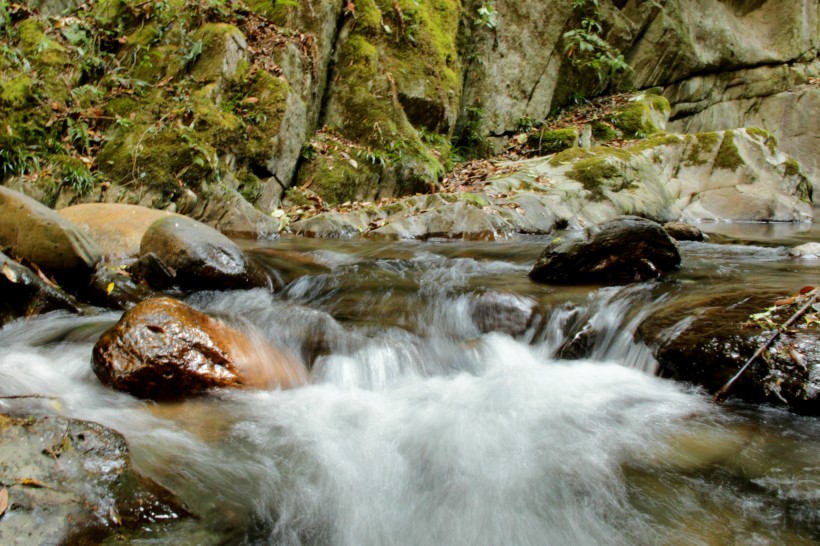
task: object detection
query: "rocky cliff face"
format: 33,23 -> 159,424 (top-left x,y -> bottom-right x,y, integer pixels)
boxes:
0,0 -> 817,233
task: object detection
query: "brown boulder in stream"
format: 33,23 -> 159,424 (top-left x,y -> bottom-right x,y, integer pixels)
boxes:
529,216 -> 680,285
92,297 -> 307,399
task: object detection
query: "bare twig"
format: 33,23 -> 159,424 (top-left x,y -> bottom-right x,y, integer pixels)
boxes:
714,288 -> 819,403
0,394 -> 60,400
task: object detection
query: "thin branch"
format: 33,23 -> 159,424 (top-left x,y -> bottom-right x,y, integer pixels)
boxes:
714,288 -> 819,403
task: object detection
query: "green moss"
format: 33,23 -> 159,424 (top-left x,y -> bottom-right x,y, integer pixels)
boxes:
190,23 -> 243,83
459,192 -> 490,208
685,132 -> 720,166
611,102 -> 656,138
746,127 -> 778,155
628,133 -> 683,153
714,131 -> 744,171
567,157 -> 621,199
0,74 -> 34,108
284,187 -> 310,207
646,94 -> 671,115
527,128 -> 579,155
549,147 -> 595,166
382,202 -> 406,215
17,19 -> 68,67
783,157 -> 802,177
591,121 -> 617,143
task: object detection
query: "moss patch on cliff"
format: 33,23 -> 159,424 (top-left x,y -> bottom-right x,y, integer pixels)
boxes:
714,131 -> 744,171
528,128 -> 579,155
685,132 -> 720,167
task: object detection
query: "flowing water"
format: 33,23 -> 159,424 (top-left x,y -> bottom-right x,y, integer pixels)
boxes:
1,224 -> 819,545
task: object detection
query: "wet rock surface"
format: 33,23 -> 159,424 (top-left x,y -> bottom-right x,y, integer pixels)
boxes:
0,251 -> 81,326
642,291 -> 820,414
139,216 -> 271,292
529,216 -> 681,285
0,413 -> 186,545
468,291 -> 543,338
92,297 -> 306,399
0,186 -> 101,286
663,221 -> 706,242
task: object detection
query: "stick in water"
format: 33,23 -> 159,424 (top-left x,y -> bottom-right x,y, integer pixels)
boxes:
713,288 -> 819,404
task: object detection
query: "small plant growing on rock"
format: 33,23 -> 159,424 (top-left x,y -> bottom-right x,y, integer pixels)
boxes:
563,0 -> 629,84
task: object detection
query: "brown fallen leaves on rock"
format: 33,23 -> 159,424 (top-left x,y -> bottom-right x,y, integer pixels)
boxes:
0,486 -> 8,519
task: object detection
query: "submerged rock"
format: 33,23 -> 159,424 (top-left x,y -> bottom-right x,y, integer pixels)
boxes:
0,186 -> 101,286
663,221 -> 706,242
644,291 -> 820,414
139,216 -> 271,292
0,251 -> 81,326
92,297 -> 307,399
469,291 -> 543,337
529,216 -> 680,285
0,413 -> 186,545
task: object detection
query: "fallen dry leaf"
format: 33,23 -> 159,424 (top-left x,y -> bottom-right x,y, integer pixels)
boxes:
0,487 -> 8,518
2,262 -> 18,283
17,477 -> 49,488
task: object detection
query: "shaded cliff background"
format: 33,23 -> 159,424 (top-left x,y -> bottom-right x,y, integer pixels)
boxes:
1,0 -> 818,236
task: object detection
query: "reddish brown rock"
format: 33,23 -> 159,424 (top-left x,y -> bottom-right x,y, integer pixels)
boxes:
58,203 -> 177,263
92,298 -> 307,399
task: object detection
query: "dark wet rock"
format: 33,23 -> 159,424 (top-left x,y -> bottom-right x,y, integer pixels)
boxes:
58,203 -> 177,263
641,291 -> 819,414
81,264 -> 166,310
139,216 -> 271,291
0,186 -> 101,286
0,413 -> 186,545
0,251 -> 81,326
468,291 -> 543,337
663,221 -> 706,242
529,216 -> 681,285
127,251 -> 178,291
92,298 -> 307,399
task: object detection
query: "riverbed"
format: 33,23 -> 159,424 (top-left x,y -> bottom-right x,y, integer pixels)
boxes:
1,223 -> 818,544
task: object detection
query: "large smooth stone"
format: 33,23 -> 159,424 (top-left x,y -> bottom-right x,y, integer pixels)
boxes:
139,215 -> 270,291
58,203 -> 176,263
0,186 -> 100,284
529,216 -> 680,284
92,297 -> 307,399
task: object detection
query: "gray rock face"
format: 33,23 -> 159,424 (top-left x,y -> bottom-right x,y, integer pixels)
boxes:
0,186 -> 101,285
529,216 -> 681,285
0,414 -> 186,545
139,215 -> 271,292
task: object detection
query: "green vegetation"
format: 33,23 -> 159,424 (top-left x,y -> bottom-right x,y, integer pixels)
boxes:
527,128 -> 579,155
685,132 -> 720,166
746,127 -> 778,155
591,120 -> 616,142
783,157 -> 802,177
567,156 -> 620,199
562,0 -> 629,84
714,131 -> 744,171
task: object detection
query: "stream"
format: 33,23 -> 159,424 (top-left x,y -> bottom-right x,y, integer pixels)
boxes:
1,223 -> 819,545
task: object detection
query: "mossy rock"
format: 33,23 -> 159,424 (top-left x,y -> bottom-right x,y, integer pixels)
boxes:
714,131 -> 744,171
610,95 -> 670,139
684,132 -> 720,167
591,121 -> 617,143
528,128 -> 579,155
567,157 -> 622,199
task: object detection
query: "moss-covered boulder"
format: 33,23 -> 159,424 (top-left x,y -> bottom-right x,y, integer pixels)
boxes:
528,128 -> 579,155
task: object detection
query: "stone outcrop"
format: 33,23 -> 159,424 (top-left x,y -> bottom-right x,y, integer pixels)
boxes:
92,297 -> 307,399
0,186 -> 101,285
529,216 -> 681,285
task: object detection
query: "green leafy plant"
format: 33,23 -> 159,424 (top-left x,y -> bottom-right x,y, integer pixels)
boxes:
563,0 -> 629,83
60,161 -> 96,195
474,2 -> 497,29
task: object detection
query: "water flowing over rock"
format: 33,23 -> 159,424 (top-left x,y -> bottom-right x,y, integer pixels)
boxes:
0,413 -> 186,545
139,216 -> 271,292
469,291 -> 543,338
92,297 -> 307,399
529,216 -> 680,285
0,186 -> 101,285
